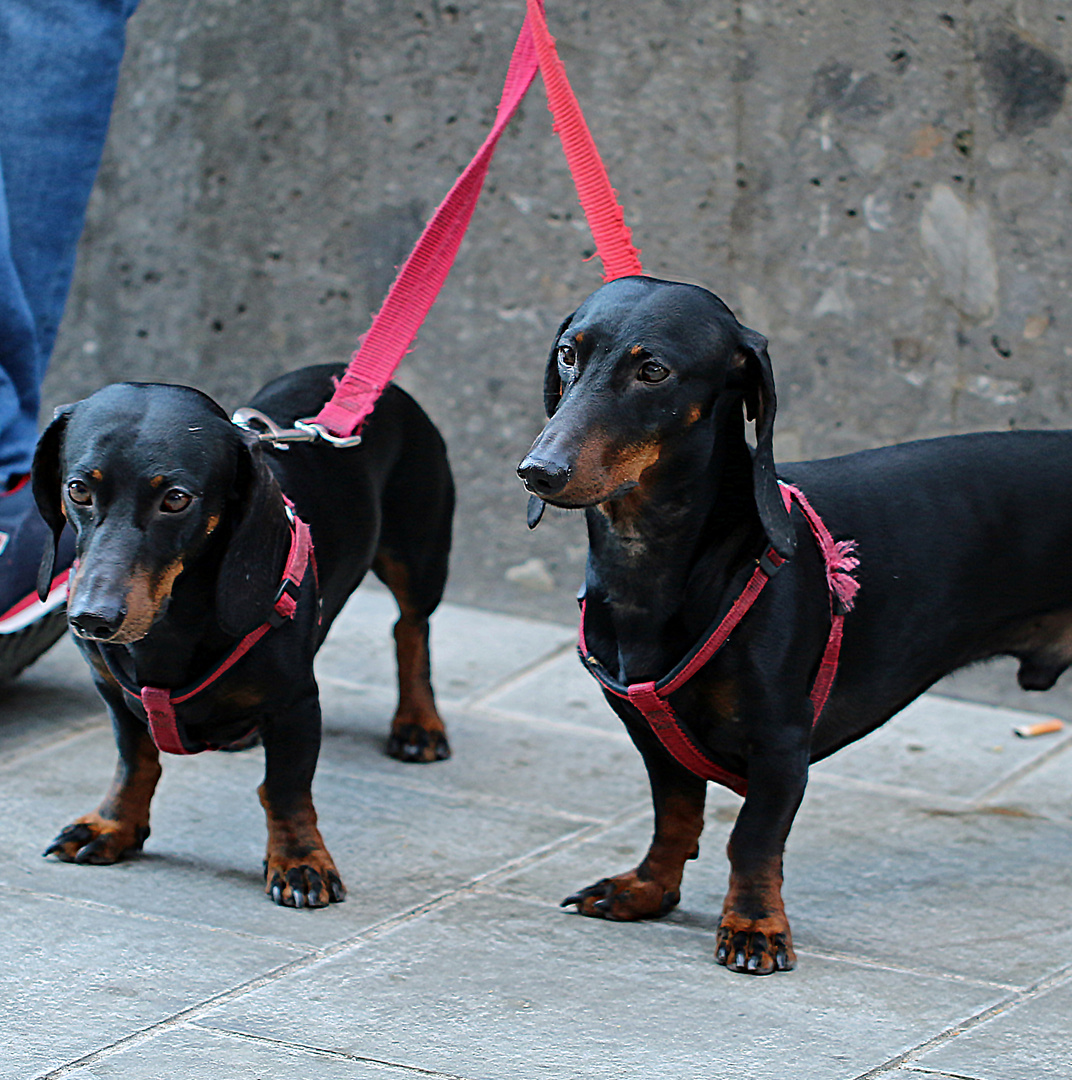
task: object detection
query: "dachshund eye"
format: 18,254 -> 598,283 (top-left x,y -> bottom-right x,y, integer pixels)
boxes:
67,480 -> 92,506
160,489 -> 193,514
637,360 -> 670,384
557,344 -> 577,367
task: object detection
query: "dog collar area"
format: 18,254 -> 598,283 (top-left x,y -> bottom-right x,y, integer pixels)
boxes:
577,482 -> 859,796
98,508 -> 315,756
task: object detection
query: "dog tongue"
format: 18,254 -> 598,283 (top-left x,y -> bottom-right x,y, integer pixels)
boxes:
526,494 -> 546,529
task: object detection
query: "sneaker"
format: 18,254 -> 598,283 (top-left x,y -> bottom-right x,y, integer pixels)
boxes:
0,476 -> 76,682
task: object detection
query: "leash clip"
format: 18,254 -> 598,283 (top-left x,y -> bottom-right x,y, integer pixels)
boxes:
231,408 -> 318,450
231,409 -> 363,450
293,418 -> 364,449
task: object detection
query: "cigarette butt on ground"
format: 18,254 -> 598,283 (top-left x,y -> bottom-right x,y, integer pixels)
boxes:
1013,718 -> 1066,738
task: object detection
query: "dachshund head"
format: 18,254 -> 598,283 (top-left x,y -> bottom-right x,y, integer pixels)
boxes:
32,383 -> 291,644
517,276 -> 794,557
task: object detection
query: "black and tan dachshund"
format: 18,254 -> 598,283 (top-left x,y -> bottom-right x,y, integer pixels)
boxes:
518,275 -> 1072,974
32,364 -> 453,907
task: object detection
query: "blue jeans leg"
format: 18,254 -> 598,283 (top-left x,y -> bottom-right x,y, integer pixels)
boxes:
0,0 -> 139,486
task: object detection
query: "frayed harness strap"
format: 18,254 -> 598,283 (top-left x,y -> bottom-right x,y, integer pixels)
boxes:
578,482 -> 858,795
100,509 -> 315,756
787,484 -> 859,718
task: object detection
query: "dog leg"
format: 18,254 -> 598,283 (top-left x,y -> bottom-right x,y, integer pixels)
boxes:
259,695 -> 345,908
374,551 -> 450,763
715,737 -> 809,975
45,706 -> 161,864
563,733 -> 707,920
386,614 -> 450,762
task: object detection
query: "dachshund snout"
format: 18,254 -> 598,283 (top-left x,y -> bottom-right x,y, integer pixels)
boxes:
517,455 -> 571,498
68,599 -> 127,641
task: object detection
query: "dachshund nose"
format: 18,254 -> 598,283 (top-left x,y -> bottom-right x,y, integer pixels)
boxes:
68,603 -> 126,641
517,456 -> 570,497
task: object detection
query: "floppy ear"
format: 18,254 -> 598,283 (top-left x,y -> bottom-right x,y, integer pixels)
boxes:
543,311 -> 576,418
215,436 -> 294,637
737,327 -> 796,560
528,311 -> 580,528
31,405 -> 74,601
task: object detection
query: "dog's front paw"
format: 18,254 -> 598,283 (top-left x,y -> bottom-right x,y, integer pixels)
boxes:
264,851 -> 346,909
561,871 -> 680,921
715,913 -> 795,975
386,721 -> 450,763
43,813 -> 150,865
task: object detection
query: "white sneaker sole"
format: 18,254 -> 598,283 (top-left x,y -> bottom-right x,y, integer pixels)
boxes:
0,570 -> 71,634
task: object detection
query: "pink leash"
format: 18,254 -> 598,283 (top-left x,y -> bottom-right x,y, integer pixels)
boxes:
525,0 -> 643,282
309,1 -> 642,442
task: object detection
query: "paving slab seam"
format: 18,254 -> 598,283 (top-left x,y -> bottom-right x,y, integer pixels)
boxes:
787,946 -> 1021,993
970,731 -> 1072,803
436,599 -> 574,640
464,700 -> 636,744
187,1025 -> 480,1080
34,816 -> 643,1079
895,1069 -> 987,1079
317,672 -> 395,693
456,638 -> 577,710
1,881 -> 325,953
446,808 -> 651,894
33,895 -> 468,1080
0,715 -> 110,770
34,950 -> 342,1080
808,770 -> 981,808
313,759 -> 618,826
534,890 -> 1032,996
845,961 -> 1072,1080
808,769 -> 1072,826
315,636 -> 577,712
467,883 -> 1023,992
25,811 -> 636,959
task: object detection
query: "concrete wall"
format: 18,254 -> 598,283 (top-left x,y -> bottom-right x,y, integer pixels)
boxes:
46,0 -> 1071,621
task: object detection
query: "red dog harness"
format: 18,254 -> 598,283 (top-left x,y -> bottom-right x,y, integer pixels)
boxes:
578,483 -> 859,796
98,507 -> 315,755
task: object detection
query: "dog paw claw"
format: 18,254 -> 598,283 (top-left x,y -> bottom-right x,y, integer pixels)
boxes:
716,921 -> 794,975
561,873 -> 678,921
74,839 -> 111,865
43,817 -> 146,864
44,823 -> 93,859
265,854 -> 345,909
386,724 -> 450,764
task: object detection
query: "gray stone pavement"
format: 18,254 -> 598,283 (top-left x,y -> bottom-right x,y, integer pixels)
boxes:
2,582 -> 1071,1079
